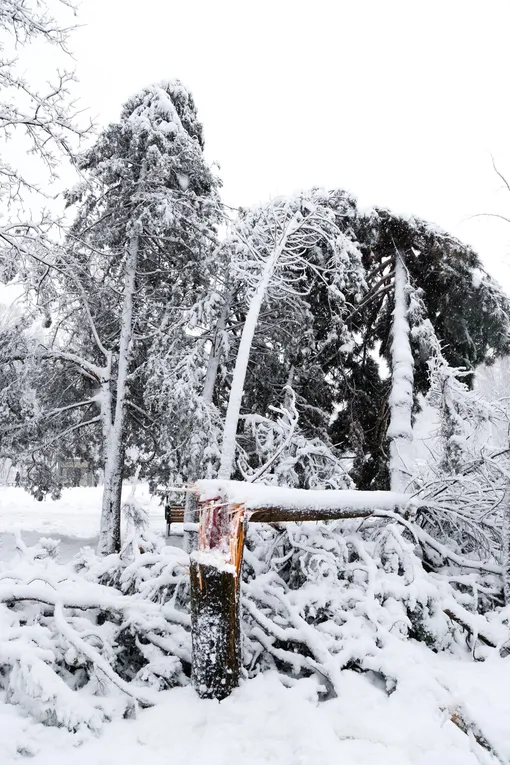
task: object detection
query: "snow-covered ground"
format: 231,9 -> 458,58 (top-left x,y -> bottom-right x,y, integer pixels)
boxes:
1,485 -> 510,765
2,650 -> 509,765
0,667 -> 496,765
0,485 -> 170,562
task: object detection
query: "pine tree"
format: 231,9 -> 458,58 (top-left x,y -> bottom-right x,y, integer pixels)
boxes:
4,80 -> 221,553
329,203 -> 510,488
216,191 -> 510,491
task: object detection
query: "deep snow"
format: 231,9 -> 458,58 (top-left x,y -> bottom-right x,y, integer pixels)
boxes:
2,655 -> 507,765
1,485 -> 510,765
0,485 -> 170,562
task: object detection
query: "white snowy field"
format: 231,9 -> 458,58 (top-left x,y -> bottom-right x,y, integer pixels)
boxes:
1,486 -> 510,765
0,485 -> 168,561
2,664 -> 509,765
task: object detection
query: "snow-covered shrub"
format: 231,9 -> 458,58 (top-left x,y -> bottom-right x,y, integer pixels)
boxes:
242,516 -> 508,699
72,500 -> 191,691
0,523 -> 191,731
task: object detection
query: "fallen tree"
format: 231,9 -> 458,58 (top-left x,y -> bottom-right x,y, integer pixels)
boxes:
1,478 -> 508,765
188,479 -> 505,702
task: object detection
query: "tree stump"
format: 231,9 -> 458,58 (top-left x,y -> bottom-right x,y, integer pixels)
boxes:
190,497 -> 245,700
190,557 -> 242,699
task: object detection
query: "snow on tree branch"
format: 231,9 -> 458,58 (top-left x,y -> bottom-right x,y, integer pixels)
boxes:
387,250 -> 414,493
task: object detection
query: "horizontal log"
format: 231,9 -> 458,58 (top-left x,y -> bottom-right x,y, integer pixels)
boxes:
167,499 -> 411,525
166,505 -> 401,525
195,480 -> 413,519
248,505 -> 385,523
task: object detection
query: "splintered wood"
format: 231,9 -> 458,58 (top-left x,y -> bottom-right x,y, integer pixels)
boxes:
190,495 -> 245,699
229,504 -> 246,575
198,497 -> 245,575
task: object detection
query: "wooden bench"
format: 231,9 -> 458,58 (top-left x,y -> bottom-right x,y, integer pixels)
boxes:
164,504 -> 185,536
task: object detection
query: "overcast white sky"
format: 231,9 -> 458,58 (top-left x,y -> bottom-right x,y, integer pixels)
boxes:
71,0 -> 510,286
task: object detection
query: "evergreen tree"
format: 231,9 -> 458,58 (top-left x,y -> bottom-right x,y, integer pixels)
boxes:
216,190 -> 510,490
328,203 -> 510,488
3,80 -> 221,553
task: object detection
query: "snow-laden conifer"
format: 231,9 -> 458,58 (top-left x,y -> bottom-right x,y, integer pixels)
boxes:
2,80 -> 220,553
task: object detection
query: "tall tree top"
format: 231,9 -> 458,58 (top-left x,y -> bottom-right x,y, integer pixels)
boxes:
121,80 -> 205,147
351,207 -> 510,374
77,79 -> 215,201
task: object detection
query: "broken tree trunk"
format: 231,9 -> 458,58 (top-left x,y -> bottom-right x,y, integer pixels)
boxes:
189,479 -> 415,701
195,480 -> 413,521
190,495 -> 245,700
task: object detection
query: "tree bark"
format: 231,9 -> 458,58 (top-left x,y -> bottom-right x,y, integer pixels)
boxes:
202,290 -> 232,406
184,292 -> 232,553
184,492 -> 199,553
99,442 -> 126,555
249,504 -> 399,523
190,556 -> 242,699
97,233 -> 138,556
190,497 -> 245,699
388,250 -> 414,493
503,488 -> 510,605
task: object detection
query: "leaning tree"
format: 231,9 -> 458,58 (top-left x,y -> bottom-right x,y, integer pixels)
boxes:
206,189 -> 510,492
325,198 -> 510,489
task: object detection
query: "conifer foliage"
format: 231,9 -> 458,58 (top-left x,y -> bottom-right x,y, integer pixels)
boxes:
2,46 -> 510,753
2,80 -> 221,554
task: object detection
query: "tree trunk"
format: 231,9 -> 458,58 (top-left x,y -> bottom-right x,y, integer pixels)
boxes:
503,488 -> 510,605
202,290 -> 232,406
218,213 -> 301,480
184,492 -> 199,553
98,447 -> 125,555
190,495 -> 245,699
184,292 -> 232,553
97,233 -> 138,556
190,557 -> 242,699
387,250 -> 414,493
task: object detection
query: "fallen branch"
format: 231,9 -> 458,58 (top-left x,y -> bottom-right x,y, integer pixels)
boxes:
450,708 -> 507,765
53,601 -> 157,708
375,511 -> 502,575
